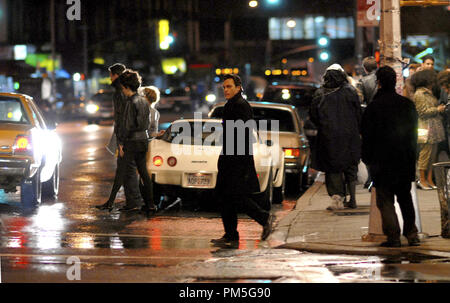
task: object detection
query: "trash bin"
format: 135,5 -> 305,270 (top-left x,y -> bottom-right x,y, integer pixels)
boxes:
432,162 -> 450,238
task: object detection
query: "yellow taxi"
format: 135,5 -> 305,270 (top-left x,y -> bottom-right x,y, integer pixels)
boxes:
0,92 -> 62,207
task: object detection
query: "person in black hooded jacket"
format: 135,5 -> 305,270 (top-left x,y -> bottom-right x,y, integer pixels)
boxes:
310,64 -> 362,210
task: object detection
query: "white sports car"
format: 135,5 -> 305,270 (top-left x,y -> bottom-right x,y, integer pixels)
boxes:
147,119 -> 285,210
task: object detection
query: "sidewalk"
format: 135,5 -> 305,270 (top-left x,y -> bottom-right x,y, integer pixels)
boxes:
269,176 -> 450,258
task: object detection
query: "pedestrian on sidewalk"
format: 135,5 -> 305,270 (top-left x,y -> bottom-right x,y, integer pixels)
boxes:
356,56 -> 379,190
361,66 -> 420,247
411,69 -> 445,190
403,63 -> 421,100
356,56 -> 378,107
96,63 -> 139,211
310,64 -> 362,210
212,74 -> 275,247
117,70 -> 157,217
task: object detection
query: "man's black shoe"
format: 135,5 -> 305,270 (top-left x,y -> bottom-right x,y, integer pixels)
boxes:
343,201 -> 357,209
261,214 -> 276,241
380,240 -> 401,247
95,201 -> 113,211
407,237 -> 420,246
141,206 -> 158,218
211,236 -> 239,244
118,205 -> 140,212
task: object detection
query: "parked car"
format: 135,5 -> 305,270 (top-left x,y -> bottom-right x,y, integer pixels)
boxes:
148,119 -> 285,210
156,87 -> 191,113
0,92 -> 62,207
85,90 -> 114,124
209,101 -> 311,194
261,83 -> 318,121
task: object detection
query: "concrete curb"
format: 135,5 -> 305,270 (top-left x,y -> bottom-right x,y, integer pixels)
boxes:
268,181 -> 323,247
268,180 -> 450,258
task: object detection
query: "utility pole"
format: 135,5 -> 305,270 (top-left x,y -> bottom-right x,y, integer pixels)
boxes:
379,0 -> 405,94
50,0 -> 57,102
81,24 -> 89,99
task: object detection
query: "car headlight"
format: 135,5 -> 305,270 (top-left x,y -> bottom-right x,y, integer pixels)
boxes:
86,104 -> 99,114
205,94 -> 216,103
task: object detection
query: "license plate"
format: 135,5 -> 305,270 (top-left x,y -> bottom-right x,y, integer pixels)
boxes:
186,173 -> 212,187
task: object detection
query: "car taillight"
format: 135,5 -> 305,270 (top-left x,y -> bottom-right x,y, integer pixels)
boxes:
153,156 -> 163,166
283,148 -> 300,158
167,156 -> 177,167
13,135 -> 32,154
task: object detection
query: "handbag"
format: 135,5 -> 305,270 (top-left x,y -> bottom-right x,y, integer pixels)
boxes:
417,127 -> 428,144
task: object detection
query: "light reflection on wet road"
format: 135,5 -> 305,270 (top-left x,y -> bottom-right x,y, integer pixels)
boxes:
1,118 -> 449,283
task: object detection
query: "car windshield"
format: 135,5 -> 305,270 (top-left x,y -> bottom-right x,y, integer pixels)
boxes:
162,121 -> 223,146
0,96 -> 30,124
210,107 -> 296,132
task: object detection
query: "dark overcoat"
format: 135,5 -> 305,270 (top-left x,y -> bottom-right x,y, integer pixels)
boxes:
361,89 -> 418,186
215,93 -> 260,195
309,83 -> 362,173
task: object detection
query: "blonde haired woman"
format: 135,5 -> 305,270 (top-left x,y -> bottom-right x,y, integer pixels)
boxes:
139,86 -> 164,138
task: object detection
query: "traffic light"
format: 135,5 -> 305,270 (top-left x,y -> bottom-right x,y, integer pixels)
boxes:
317,34 -> 330,62
319,50 -> 330,62
317,36 -> 329,47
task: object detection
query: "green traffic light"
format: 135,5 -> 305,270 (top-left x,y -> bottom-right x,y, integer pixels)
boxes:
318,37 -> 329,47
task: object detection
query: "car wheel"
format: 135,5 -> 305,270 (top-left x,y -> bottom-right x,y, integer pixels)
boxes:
287,171 -> 303,194
273,171 -> 285,204
42,164 -> 59,199
21,168 -> 42,208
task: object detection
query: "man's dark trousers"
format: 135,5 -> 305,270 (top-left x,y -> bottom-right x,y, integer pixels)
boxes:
325,164 -> 358,197
123,140 -> 154,209
106,155 -> 134,205
375,180 -> 418,242
219,193 -> 269,240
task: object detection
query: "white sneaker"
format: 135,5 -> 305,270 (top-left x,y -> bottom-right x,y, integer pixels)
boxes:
326,195 -> 344,210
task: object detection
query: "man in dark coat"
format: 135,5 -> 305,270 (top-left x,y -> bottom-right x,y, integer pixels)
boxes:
310,64 -> 362,210
117,70 -> 157,216
96,63 -> 139,211
212,74 -> 274,246
361,66 -> 420,247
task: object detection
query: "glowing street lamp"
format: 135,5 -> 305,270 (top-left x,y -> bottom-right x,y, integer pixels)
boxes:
249,0 -> 258,7
286,19 -> 296,28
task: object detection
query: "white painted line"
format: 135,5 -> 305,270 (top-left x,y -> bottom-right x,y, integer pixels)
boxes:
0,253 -> 204,260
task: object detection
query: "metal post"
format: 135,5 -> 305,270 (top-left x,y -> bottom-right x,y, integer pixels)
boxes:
50,0 -> 57,102
82,24 -> 89,99
379,0 -> 404,94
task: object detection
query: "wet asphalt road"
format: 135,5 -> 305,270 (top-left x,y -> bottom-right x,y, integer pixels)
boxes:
1,112 -> 450,283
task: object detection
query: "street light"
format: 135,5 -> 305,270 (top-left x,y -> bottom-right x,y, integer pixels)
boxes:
249,0 -> 258,8
286,19 -> 296,28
